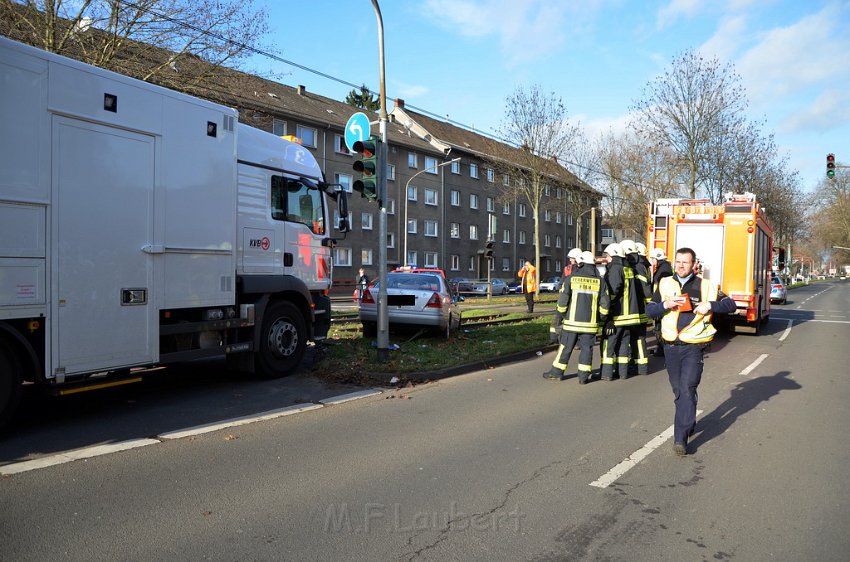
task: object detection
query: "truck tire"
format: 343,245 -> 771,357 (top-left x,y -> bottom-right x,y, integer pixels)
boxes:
0,342 -> 22,431
256,301 -> 306,379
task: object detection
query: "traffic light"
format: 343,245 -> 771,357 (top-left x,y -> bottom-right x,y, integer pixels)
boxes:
484,239 -> 494,259
353,135 -> 380,201
827,153 -> 836,179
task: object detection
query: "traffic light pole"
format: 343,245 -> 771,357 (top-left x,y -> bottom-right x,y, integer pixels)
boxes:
371,0 -> 390,361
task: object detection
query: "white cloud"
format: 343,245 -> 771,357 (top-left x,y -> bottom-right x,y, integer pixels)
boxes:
578,112 -> 633,141
780,89 -> 850,133
393,81 -> 430,100
656,0 -> 702,30
699,15 -> 748,62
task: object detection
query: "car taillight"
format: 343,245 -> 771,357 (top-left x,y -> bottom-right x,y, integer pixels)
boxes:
772,285 -> 781,290
361,289 -> 375,304
425,292 -> 443,308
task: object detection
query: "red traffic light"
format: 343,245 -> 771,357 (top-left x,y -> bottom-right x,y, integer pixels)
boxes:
827,153 -> 836,178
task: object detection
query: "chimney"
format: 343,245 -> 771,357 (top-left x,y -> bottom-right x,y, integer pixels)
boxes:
395,98 -> 405,109
297,85 -> 305,96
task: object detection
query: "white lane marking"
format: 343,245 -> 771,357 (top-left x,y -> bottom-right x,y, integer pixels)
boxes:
589,410 -> 704,489
779,319 -> 793,342
1,390 -> 384,475
0,438 -> 159,476
740,354 -> 769,376
770,317 -> 850,324
158,403 -> 325,440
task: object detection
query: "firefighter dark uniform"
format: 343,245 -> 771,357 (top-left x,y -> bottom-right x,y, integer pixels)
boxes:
601,247 -> 643,381
623,242 -> 652,376
647,272 -> 736,455
544,253 -> 610,384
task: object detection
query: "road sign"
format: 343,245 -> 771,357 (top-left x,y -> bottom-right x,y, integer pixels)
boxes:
345,112 -> 371,152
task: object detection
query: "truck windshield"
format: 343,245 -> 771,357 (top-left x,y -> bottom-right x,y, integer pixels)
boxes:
271,176 -> 325,235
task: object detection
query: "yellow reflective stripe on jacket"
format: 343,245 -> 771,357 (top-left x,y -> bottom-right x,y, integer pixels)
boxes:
658,276 -> 718,343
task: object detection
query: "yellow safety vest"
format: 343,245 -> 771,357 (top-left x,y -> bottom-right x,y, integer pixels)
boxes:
658,276 -> 718,344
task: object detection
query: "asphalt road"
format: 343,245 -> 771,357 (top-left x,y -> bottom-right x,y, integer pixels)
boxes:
1,280 -> 848,561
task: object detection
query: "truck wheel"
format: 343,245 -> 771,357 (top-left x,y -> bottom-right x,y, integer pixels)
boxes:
256,301 -> 306,379
0,342 -> 22,430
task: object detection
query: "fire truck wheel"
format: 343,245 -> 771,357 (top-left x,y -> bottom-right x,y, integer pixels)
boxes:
256,301 -> 306,379
0,341 -> 22,431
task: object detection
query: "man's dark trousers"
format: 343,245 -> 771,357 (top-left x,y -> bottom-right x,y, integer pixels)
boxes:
664,343 -> 704,443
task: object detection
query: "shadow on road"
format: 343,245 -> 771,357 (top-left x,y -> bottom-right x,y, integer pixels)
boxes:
691,370 -> 801,453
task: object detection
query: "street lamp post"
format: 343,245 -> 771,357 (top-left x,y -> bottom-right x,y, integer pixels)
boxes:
403,157 -> 460,266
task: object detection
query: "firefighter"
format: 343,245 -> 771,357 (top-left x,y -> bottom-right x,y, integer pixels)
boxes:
550,247 -> 583,342
649,248 -> 673,356
544,251 -> 610,384
600,242 -> 639,381
621,240 -> 652,376
646,247 -> 737,456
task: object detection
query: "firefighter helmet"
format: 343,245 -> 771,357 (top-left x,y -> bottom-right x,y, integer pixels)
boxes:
620,239 -> 637,255
567,247 -> 582,260
636,242 -> 647,256
603,243 -> 624,258
650,248 -> 667,260
578,251 -> 596,265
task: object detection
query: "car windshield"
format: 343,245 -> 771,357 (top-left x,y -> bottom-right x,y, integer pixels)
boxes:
387,273 -> 442,291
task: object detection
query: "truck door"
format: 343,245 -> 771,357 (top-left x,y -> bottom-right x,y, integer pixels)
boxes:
52,117 -> 157,375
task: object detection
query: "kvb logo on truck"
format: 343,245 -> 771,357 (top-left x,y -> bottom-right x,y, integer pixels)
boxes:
249,237 -> 270,251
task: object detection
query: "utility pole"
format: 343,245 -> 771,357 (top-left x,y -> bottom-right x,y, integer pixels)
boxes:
370,0 -> 390,361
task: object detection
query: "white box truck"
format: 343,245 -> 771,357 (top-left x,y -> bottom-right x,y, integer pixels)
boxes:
0,37 -> 350,427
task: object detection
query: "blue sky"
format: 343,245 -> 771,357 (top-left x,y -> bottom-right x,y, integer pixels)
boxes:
251,0 -> 850,194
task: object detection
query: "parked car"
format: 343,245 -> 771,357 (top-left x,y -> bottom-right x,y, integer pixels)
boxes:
489,278 -> 509,295
449,277 -> 475,295
538,276 -> 562,292
770,275 -> 786,304
507,279 -> 522,293
359,268 -> 462,338
467,278 -> 509,296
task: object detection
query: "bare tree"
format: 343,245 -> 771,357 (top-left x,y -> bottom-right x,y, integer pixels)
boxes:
1,0 -> 270,87
811,170 -> 850,253
630,50 -> 747,199
491,85 -> 584,284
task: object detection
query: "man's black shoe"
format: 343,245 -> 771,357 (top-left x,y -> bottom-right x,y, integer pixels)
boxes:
673,442 -> 687,456
542,371 -> 564,381
578,378 -> 587,385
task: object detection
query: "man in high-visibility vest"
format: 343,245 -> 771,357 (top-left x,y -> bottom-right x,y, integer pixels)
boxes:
517,260 -> 537,313
646,247 -> 736,456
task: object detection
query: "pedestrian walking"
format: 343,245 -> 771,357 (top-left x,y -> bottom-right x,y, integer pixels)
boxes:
646,247 -> 736,456
544,251 -> 610,384
517,260 -> 537,313
356,267 -> 369,301
600,243 -> 643,381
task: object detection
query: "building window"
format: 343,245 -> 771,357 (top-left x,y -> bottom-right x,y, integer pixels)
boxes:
486,197 -> 495,212
545,234 -> 551,247
272,119 -> 286,137
487,168 -> 494,183
407,185 -> 417,202
296,125 -> 317,147
450,223 -> 460,238
387,164 -> 396,181
335,173 -> 353,193
470,194 -> 479,209
545,209 -> 551,222
362,248 -> 373,266
519,203 -> 527,217
407,219 -> 417,234
425,156 -> 438,172
450,255 -> 460,271
361,212 -> 373,230
556,188 -> 562,199
424,188 -> 437,206
470,224 -> 479,240
502,229 -> 511,243
503,203 -> 510,215
451,190 -> 460,206
387,232 -> 395,248
424,252 -> 438,267
470,163 -> 479,178
387,198 -> 395,215
451,160 -> 460,174
334,134 -> 351,155
602,228 -> 614,238
408,152 -> 418,169
556,211 -> 562,224
425,220 -> 438,237
406,251 -> 418,267
468,256 -> 476,271
544,185 -> 550,197
555,260 -> 562,273
568,214 -> 574,226
519,231 -> 526,244
503,175 -> 510,187
334,247 -> 352,266
555,235 -> 562,248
